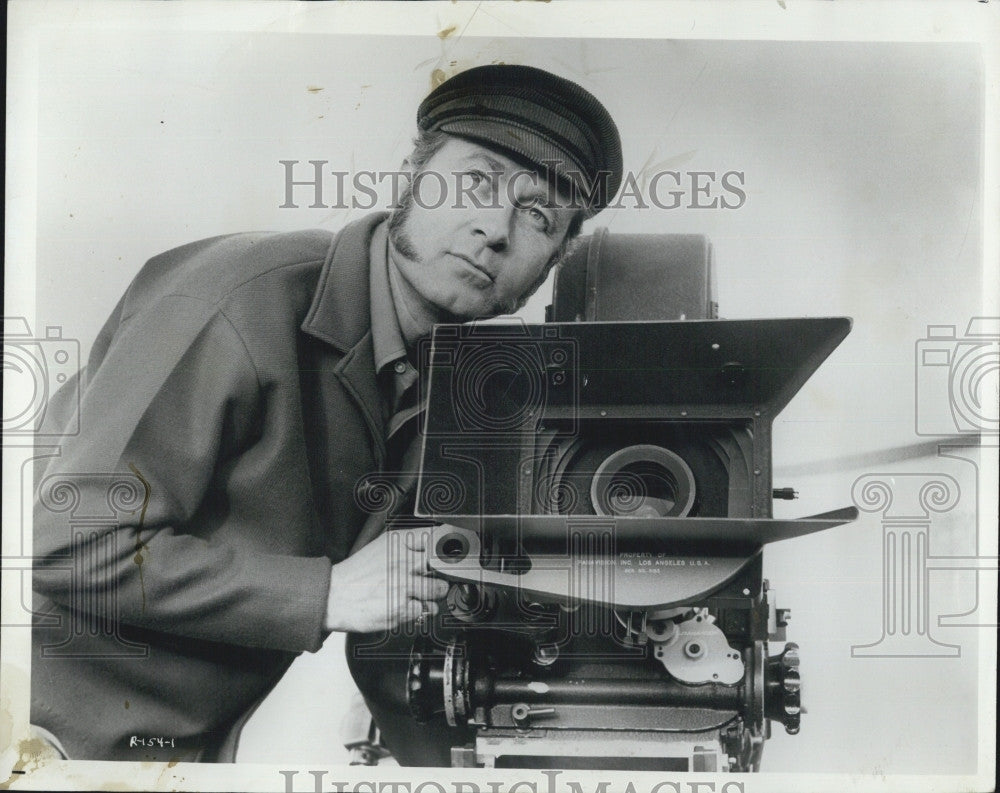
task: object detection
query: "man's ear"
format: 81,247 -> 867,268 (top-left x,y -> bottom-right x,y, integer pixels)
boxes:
390,158 -> 415,209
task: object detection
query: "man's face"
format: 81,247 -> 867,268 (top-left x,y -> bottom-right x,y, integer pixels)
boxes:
388,136 -> 578,321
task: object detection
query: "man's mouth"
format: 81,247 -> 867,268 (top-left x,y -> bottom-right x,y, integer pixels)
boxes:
449,252 -> 495,284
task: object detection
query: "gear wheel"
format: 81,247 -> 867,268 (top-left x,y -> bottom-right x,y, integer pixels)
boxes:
764,642 -> 801,734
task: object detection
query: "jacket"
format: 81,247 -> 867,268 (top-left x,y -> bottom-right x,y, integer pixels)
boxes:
31,213 -> 391,761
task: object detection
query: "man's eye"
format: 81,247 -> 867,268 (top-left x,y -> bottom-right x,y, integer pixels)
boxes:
465,170 -> 488,188
521,204 -> 551,233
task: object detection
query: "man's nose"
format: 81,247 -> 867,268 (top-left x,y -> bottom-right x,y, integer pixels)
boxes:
471,203 -> 512,252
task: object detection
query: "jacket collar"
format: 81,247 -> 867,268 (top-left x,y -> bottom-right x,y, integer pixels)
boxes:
301,212 -> 389,352
301,212 -> 391,465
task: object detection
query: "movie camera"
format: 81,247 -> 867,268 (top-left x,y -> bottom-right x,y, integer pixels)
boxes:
346,229 -> 856,772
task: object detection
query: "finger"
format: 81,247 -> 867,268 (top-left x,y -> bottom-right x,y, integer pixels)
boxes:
417,575 -> 450,601
385,527 -> 429,552
401,528 -> 433,552
408,551 -> 431,575
385,530 -> 431,573
408,573 -> 449,602
405,597 -> 440,623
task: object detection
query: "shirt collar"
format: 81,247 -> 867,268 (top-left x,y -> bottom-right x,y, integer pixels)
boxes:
369,219 -> 409,375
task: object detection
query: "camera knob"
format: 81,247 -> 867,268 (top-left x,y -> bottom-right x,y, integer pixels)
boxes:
406,638 -> 444,723
765,642 -> 802,735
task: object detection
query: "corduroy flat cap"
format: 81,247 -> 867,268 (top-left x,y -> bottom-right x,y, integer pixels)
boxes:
417,65 -> 623,215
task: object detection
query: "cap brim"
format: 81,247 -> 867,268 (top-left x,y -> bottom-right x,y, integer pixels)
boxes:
438,118 -> 598,214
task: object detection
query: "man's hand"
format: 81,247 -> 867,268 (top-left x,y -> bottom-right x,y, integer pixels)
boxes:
324,527 -> 449,633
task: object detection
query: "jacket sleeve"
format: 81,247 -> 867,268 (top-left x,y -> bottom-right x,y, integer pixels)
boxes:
32,292 -> 333,653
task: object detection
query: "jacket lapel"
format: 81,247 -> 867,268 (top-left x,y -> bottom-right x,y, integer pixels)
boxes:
300,212 -> 390,466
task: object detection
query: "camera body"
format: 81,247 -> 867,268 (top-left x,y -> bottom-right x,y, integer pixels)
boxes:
2,317 -> 80,437
914,318 -> 1000,436
403,317 -> 852,771
417,318 -> 852,532
346,232 -> 855,772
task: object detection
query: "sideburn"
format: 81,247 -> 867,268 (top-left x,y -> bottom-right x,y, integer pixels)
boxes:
387,186 -> 421,263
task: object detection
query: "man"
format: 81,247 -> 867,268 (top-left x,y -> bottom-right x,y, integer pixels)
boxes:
30,64 -> 623,762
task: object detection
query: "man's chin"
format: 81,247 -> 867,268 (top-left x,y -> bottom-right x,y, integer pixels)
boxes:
436,302 -> 510,325
437,307 -> 488,325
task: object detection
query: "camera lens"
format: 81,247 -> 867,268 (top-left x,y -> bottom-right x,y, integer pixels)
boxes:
590,445 -> 696,518
607,462 -> 678,516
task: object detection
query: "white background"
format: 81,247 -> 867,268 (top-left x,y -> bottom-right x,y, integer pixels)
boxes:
4,1 -> 998,790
